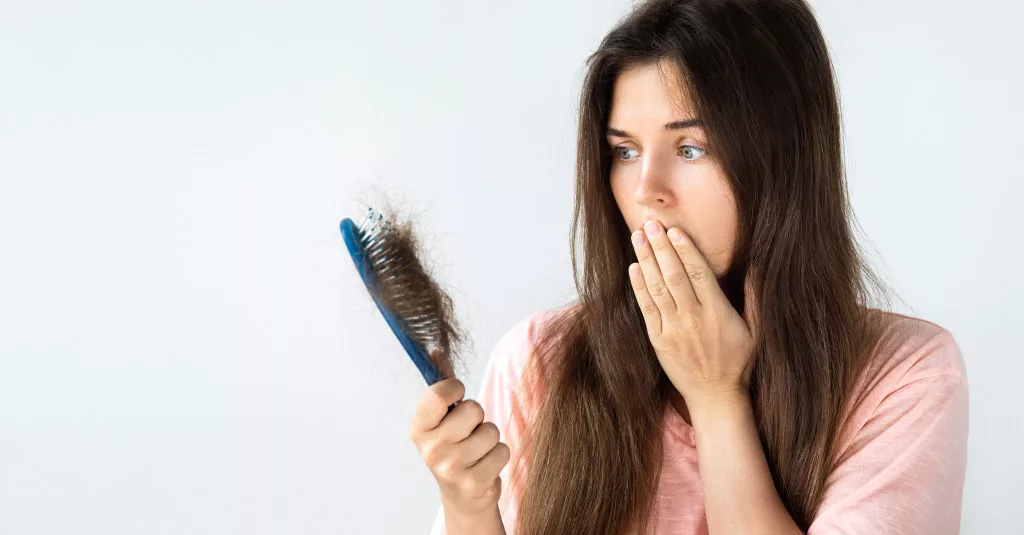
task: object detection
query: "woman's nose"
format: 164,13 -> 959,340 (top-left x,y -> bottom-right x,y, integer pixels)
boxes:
634,157 -> 674,207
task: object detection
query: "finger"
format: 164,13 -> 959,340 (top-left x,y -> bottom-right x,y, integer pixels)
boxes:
667,226 -> 728,308
632,226 -> 677,313
414,378 -> 465,433
458,421 -> 501,467
468,442 -> 511,485
628,261 -> 663,336
435,398 -> 485,444
644,219 -> 698,312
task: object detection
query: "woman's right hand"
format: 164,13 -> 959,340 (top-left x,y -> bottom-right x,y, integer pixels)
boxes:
409,377 -> 511,521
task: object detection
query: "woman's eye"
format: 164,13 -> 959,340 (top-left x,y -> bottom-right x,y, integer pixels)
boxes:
680,145 -> 707,161
613,145 -> 707,162
615,147 -> 639,161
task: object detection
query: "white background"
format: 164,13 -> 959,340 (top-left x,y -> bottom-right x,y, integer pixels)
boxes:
1,1 -> 1020,533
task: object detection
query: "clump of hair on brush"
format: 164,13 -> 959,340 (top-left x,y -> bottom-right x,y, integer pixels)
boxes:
351,187 -> 471,383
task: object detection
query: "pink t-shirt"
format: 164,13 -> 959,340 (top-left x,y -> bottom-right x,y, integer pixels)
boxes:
430,307 -> 969,534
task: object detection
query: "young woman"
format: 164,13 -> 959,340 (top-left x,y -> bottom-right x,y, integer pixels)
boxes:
409,1 -> 969,533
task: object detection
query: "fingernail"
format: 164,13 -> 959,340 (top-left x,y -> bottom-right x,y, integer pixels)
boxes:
632,230 -> 646,246
644,220 -> 660,235
668,228 -> 684,243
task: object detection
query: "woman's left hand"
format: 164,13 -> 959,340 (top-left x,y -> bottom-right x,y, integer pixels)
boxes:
628,219 -> 760,413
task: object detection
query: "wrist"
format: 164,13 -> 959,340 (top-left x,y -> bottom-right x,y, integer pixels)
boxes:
687,388 -> 753,429
442,502 -> 504,535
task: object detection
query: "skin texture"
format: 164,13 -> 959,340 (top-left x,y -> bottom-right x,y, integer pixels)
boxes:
606,60 -> 739,278
416,59 -> 804,534
615,61 -> 804,535
410,376 -> 509,535
606,59 -> 742,427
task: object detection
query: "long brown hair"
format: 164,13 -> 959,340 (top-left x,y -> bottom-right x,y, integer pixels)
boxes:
503,1 -> 909,533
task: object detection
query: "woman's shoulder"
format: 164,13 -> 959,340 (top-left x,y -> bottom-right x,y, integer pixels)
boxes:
487,305 -> 579,374
812,310 -> 970,531
477,305 -> 581,419
862,308 -> 968,388
832,308 -> 969,456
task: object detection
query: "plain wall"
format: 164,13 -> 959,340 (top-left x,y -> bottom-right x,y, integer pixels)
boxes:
0,0 -> 1020,533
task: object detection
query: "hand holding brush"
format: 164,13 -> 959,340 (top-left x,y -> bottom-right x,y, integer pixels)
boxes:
340,196 -> 510,533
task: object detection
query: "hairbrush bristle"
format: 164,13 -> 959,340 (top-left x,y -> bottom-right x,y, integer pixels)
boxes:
351,193 -> 468,381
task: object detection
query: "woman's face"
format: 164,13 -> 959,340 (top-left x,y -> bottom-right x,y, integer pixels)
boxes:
607,61 -> 739,278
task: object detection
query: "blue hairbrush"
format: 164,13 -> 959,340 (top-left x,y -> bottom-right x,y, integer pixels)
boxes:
341,204 -> 464,412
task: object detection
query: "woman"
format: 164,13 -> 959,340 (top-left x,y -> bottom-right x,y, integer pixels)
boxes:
410,0 -> 969,533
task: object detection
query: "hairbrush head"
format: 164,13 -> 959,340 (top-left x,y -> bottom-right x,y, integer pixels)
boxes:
340,198 -> 467,386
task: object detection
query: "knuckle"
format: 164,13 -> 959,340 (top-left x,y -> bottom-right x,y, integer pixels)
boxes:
449,379 -> 466,401
640,299 -> 660,315
427,386 -> 446,408
647,280 -> 668,297
664,271 -> 690,288
436,460 -> 457,482
496,442 -> 511,464
423,444 -> 445,470
432,378 -> 464,403
463,399 -> 484,421
686,265 -> 708,282
479,422 -> 500,445
435,454 -> 464,483
681,311 -> 703,332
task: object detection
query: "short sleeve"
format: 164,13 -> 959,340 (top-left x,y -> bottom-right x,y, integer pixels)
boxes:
428,310 -> 544,535
808,330 -> 969,534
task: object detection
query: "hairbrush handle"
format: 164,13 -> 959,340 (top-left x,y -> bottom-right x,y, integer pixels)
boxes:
341,217 -> 457,414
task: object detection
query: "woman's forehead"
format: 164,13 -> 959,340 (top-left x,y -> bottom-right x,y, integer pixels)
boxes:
609,62 -> 699,128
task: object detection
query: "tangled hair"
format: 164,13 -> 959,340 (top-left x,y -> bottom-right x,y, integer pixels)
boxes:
501,1 -> 913,533
352,187 -> 471,383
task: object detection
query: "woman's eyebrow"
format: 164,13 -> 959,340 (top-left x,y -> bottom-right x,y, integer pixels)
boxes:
605,118 -> 703,138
